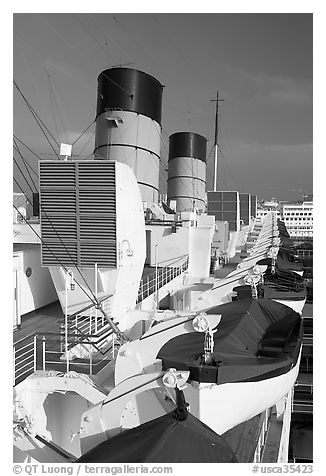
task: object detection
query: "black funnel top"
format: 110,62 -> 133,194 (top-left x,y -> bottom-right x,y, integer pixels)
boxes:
169,132 -> 207,163
96,68 -> 163,124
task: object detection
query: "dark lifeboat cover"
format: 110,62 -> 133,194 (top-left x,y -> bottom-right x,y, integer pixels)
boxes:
157,298 -> 302,384
77,411 -> 237,463
257,251 -> 303,272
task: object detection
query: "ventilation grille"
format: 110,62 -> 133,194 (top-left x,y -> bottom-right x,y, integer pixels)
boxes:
207,191 -> 239,232
40,161 -> 117,268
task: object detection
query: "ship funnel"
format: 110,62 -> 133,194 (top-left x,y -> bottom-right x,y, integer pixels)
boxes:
94,67 -> 163,204
167,132 -> 207,212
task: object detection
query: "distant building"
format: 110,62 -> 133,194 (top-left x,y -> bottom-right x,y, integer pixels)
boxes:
281,201 -> 313,239
256,198 -> 281,221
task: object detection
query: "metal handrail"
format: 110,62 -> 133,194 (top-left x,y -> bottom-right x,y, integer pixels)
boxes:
14,338 -> 35,385
64,314 -> 104,336
13,256 -> 189,385
66,326 -> 108,355
13,324 -> 117,386
13,331 -> 37,347
137,256 -> 189,303
59,292 -> 113,323
253,408 -> 272,462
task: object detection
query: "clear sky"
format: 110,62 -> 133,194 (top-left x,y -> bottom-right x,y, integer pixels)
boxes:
13,12 -> 313,201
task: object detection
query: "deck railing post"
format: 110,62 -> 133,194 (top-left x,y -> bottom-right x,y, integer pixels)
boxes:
89,346 -> 93,376
140,279 -> 143,301
33,335 -> 37,372
60,324 -> 65,353
95,262 -> 98,334
75,318 -> 78,344
154,245 -> 158,308
42,336 -> 46,371
13,346 -> 16,386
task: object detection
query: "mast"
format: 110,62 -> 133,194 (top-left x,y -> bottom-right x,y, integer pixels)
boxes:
211,90 -> 224,191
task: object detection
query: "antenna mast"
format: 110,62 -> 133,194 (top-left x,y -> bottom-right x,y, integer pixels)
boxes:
211,91 -> 224,191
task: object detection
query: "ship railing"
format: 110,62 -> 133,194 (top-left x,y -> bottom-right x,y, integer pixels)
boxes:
292,402 -> 313,414
13,333 -> 38,386
137,255 -> 189,304
296,249 -> 313,259
57,256 -> 189,336
13,325 -> 117,386
58,292 -> 113,338
13,257 -> 189,385
303,335 -> 313,346
292,382 -> 313,414
253,408 -> 272,463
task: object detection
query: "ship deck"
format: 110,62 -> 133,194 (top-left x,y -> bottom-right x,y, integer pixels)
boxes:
14,265 -> 165,344
223,412 -> 265,462
14,300 -> 63,343
213,252 -> 242,279
13,301 -> 111,383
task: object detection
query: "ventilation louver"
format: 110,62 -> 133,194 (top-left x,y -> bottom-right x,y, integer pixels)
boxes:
39,161 -> 117,268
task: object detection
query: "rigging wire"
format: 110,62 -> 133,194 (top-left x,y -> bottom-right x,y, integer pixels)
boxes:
112,15 -> 159,71
73,13 -> 127,69
88,14 -> 140,68
76,130 -> 95,160
14,79 -> 61,160
47,72 -> 70,144
218,116 -> 241,190
14,31 -> 95,94
13,138 -> 38,192
72,120 -> 95,146
37,13 -> 102,85
14,79 -> 60,148
13,135 -> 44,174
47,72 -> 61,142
17,42 -> 51,131
13,192 -> 31,210
13,144 -> 39,182
13,158 -> 37,198
74,13 -> 110,59
217,144 -> 240,191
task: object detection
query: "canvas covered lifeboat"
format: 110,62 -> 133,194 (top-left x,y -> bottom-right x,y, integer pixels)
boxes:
155,298 -> 302,435
77,387 -> 237,463
232,265 -> 306,314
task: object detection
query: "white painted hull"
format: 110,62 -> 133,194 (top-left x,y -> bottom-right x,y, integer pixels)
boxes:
183,348 -> 301,435
80,349 -> 301,455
